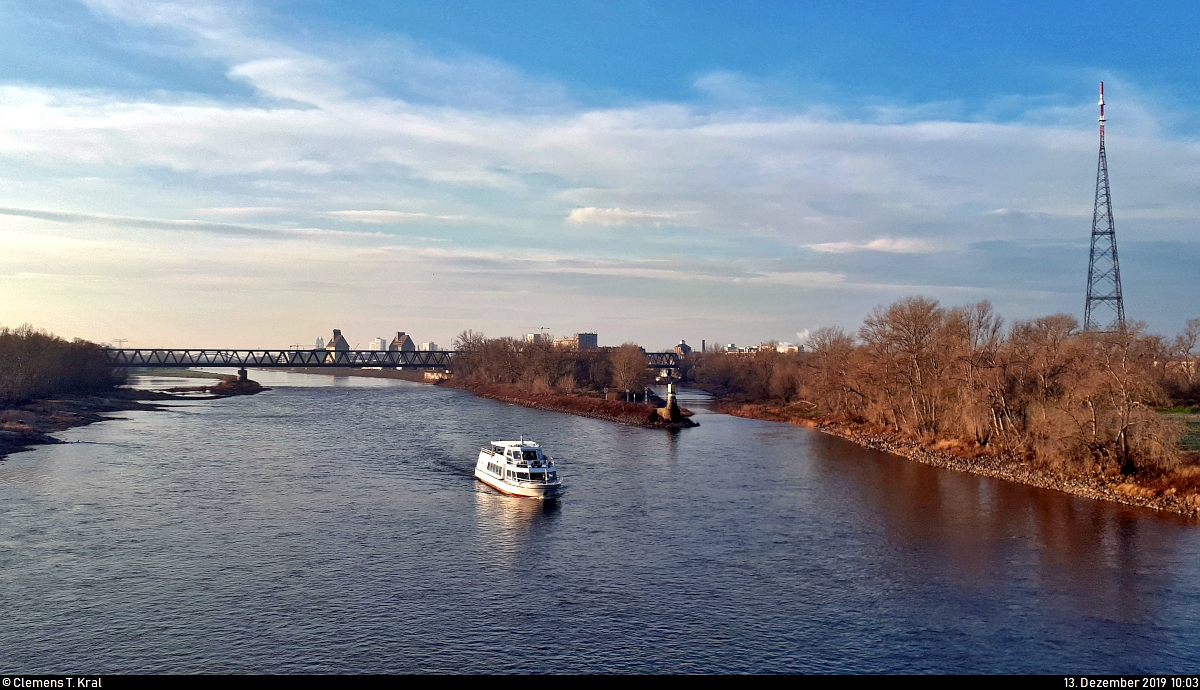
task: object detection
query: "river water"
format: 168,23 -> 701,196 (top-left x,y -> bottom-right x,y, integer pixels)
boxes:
2,371 -> 1198,673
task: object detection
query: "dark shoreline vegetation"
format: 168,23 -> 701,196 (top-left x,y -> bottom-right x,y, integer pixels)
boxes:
444,330 -> 697,428
441,379 -> 697,429
0,325 -> 264,460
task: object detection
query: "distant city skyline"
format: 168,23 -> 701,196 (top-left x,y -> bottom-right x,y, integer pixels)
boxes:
1,1 -> 1198,350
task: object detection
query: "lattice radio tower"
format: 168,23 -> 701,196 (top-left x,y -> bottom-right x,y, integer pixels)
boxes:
1084,81 -> 1126,331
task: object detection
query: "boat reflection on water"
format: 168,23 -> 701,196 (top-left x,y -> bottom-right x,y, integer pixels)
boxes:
472,486 -> 561,565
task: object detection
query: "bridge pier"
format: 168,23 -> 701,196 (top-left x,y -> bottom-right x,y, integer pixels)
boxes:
238,368 -> 247,382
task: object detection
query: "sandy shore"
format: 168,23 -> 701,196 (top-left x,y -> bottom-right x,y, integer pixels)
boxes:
719,402 -> 1200,519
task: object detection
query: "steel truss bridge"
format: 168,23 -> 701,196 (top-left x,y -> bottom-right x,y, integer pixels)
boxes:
104,349 -> 680,371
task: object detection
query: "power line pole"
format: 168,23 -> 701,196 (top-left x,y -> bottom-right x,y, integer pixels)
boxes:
1084,81 -> 1126,332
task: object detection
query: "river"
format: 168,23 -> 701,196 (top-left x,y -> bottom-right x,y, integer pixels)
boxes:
2,371 -> 1198,673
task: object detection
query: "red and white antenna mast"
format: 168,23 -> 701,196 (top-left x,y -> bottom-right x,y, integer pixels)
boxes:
1084,81 -> 1125,331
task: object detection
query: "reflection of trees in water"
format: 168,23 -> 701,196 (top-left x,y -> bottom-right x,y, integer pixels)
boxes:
472,489 -> 561,568
1025,498 -> 1184,626
807,432 -> 1186,628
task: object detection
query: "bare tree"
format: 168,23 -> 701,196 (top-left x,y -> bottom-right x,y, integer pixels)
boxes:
1173,318 -> 1200,388
805,326 -> 862,417
859,296 -> 949,435
610,343 -> 648,400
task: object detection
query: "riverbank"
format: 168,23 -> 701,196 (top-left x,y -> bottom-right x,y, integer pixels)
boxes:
442,380 -> 698,429
719,402 -> 1200,519
0,374 -> 267,460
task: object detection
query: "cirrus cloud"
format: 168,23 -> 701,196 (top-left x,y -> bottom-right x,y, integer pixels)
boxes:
565,207 -> 686,227
806,237 -> 943,254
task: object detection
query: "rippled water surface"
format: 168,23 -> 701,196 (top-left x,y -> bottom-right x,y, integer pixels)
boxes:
3,372 -> 1199,673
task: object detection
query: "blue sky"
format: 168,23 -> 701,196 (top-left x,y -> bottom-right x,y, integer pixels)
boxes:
0,0 -> 1197,348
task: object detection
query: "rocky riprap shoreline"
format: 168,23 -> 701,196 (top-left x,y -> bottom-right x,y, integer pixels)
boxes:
719,402 -> 1200,519
443,381 -> 698,429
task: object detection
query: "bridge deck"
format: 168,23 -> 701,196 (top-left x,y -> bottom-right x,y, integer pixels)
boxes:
105,349 -> 679,369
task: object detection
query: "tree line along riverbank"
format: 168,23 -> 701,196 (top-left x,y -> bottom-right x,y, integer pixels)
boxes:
0,325 -> 264,459
680,299 -> 1200,517
440,379 -> 696,429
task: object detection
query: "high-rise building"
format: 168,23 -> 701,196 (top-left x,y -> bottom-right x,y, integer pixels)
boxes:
554,332 -> 598,350
389,332 -> 416,351
326,329 -> 349,351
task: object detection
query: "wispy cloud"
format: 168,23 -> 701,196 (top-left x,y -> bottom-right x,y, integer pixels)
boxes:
565,207 -> 685,226
320,210 -> 471,224
806,237 -> 943,254
194,208 -> 474,224
0,206 -> 289,238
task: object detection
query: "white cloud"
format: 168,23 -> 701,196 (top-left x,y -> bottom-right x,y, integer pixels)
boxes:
1,0 -> 1198,344
565,207 -> 684,226
806,238 -> 943,254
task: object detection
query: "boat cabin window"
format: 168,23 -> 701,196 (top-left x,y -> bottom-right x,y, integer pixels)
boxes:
522,450 -> 538,461
491,445 -> 505,454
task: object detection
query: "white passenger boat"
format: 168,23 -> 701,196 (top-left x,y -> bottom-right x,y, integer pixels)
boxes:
475,440 -> 562,498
